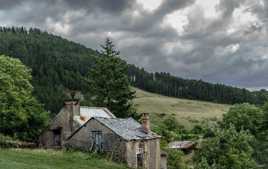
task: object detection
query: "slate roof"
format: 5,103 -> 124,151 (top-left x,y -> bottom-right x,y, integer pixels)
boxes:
68,117 -> 161,141
73,107 -> 115,126
94,117 -> 161,141
80,107 -> 115,119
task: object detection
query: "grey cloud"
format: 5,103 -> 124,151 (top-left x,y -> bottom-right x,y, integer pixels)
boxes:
0,0 -> 26,9
63,0 -> 135,14
0,0 -> 267,88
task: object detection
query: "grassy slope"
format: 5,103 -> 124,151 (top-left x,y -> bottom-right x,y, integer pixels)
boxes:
133,88 -> 231,128
0,148 -> 128,169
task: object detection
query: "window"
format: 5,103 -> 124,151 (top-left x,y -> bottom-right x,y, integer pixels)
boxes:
91,131 -> 103,151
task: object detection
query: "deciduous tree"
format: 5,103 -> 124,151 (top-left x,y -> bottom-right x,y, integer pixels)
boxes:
0,55 -> 48,141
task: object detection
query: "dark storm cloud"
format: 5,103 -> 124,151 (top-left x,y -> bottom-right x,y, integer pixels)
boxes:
0,0 -> 25,9
0,0 -> 267,89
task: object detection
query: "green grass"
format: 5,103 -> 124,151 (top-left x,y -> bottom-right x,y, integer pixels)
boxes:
0,148 -> 128,169
133,88 -> 231,128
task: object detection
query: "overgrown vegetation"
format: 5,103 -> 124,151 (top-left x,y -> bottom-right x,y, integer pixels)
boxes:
193,103 -> 268,168
152,103 -> 268,169
194,126 -> 258,169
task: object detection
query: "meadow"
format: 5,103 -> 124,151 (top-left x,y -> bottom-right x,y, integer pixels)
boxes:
0,148 -> 128,169
133,88 -> 230,128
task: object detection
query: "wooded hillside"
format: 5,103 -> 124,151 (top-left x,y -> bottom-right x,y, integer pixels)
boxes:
128,65 -> 268,105
0,27 -> 267,115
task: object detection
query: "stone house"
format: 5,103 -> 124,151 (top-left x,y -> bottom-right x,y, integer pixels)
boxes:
40,100 -> 164,169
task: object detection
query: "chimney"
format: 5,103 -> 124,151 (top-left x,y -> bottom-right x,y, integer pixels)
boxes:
64,100 -> 80,132
141,113 -> 150,133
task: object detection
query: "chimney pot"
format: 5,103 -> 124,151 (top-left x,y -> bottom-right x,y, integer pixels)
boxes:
141,113 -> 150,133
64,100 -> 80,132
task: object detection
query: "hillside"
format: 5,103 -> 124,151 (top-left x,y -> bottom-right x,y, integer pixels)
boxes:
0,27 -> 266,115
129,65 -> 268,105
0,149 -> 128,169
133,88 -> 230,128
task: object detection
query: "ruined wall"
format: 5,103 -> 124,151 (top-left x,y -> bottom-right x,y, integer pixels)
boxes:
126,139 -> 160,169
66,118 -> 127,162
39,102 -> 80,148
160,155 -> 167,169
126,141 -> 139,168
147,139 -> 161,169
39,130 -> 54,147
39,109 -> 68,148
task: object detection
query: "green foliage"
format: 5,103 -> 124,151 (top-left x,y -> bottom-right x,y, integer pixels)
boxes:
221,103 -> 268,168
153,115 -> 198,146
165,149 -> 189,169
194,126 -> 258,169
0,55 -> 48,141
0,27 -> 96,114
0,134 -> 36,148
0,134 -> 19,148
194,158 -> 217,169
88,38 -> 135,118
221,103 -> 263,136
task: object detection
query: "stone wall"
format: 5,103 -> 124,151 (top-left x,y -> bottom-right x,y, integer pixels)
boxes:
148,139 -> 161,169
125,139 -> 161,169
39,101 -> 81,148
39,130 -> 54,147
66,118 -> 127,163
160,155 -> 167,169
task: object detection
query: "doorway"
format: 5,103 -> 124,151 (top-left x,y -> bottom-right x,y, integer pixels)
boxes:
53,128 -> 62,147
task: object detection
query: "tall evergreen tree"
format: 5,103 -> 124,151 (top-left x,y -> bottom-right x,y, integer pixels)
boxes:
88,38 -> 135,117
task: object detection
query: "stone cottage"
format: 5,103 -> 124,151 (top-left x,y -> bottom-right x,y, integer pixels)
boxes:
40,100 -> 164,169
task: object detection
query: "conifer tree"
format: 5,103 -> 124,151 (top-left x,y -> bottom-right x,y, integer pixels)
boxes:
88,38 -> 135,117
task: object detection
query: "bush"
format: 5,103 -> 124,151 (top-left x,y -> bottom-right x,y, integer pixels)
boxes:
0,134 -> 36,148
165,149 -> 189,169
194,126 -> 258,169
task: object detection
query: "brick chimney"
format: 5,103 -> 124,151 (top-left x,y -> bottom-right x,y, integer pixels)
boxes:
64,100 -> 80,132
141,113 -> 150,133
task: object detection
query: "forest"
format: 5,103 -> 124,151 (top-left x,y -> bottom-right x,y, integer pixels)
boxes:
0,27 -> 267,116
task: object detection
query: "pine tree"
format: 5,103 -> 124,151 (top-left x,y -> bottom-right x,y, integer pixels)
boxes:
88,38 -> 135,118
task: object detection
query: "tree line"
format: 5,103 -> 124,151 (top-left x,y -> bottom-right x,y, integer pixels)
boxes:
128,65 -> 268,105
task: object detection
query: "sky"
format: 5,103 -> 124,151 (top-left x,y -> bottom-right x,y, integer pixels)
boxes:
0,0 -> 267,90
